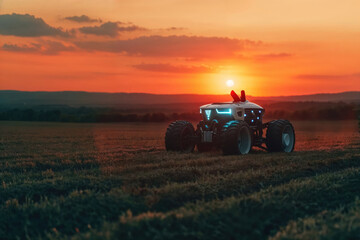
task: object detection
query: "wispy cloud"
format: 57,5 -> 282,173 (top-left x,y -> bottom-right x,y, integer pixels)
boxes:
295,73 -> 360,80
254,53 -> 293,61
64,15 -> 101,23
75,35 -> 261,58
79,22 -> 146,37
133,63 -> 215,73
164,27 -> 186,31
2,43 -> 40,53
2,41 -> 75,55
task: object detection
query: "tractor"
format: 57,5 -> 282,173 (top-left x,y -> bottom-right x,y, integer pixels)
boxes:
165,90 -> 295,154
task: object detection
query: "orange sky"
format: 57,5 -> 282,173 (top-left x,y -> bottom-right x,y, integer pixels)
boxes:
0,0 -> 359,96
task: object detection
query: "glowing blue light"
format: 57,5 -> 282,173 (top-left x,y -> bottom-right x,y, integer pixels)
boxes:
259,110 -> 262,113
205,110 -> 211,120
244,114 -> 247,117
257,117 -> 259,119
216,109 -> 232,114
251,119 -> 254,122
251,110 -> 254,113
200,109 -> 202,113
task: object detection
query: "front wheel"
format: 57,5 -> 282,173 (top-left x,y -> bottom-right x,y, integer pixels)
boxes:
221,120 -> 252,155
266,119 -> 295,152
165,120 -> 196,152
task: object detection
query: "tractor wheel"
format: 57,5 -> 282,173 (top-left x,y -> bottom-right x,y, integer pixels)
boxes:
266,119 -> 295,152
165,120 -> 195,152
221,120 -> 252,155
197,143 -> 213,152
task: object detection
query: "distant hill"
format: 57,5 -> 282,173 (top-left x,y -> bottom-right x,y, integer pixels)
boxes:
0,90 -> 359,109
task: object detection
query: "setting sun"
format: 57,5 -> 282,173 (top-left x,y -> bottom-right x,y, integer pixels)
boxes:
226,80 -> 234,87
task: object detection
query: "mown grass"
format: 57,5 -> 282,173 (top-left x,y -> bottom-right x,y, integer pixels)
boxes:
0,121 -> 359,239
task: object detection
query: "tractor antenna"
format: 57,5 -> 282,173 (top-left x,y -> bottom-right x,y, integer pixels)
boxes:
240,90 -> 246,102
230,90 -> 241,102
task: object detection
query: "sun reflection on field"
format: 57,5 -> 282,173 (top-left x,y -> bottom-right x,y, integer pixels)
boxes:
90,120 -> 359,153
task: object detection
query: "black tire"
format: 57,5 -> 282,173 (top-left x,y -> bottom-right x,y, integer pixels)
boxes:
221,120 -> 252,155
165,120 -> 195,152
197,143 -> 213,152
266,119 -> 295,152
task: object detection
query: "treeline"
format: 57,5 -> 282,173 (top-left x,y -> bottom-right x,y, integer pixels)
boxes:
0,103 -> 358,123
265,103 -> 358,121
0,108 -> 200,123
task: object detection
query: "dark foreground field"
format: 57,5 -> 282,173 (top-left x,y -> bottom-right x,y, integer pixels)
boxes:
0,121 -> 359,239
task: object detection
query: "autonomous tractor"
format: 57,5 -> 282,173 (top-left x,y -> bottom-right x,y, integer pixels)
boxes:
165,90 -> 295,155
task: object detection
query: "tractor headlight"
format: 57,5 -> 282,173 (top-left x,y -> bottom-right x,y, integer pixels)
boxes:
216,109 -> 232,115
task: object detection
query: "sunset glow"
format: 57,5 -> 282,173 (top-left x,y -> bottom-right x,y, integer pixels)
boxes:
0,0 -> 359,96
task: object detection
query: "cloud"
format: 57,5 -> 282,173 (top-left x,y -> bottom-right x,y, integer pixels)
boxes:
2,41 -> 75,55
79,22 -> 145,37
75,35 -> 260,58
2,43 -> 40,53
254,53 -> 293,61
164,27 -> 186,31
133,63 -> 214,73
0,13 -> 71,37
43,40 -> 75,54
64,15 -> 101,23
294,73 -> 360,80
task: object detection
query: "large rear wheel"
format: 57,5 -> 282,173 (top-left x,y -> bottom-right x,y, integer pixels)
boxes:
221,120 -> 252,155
266,119 -> 295,152
165,120 -> 196,152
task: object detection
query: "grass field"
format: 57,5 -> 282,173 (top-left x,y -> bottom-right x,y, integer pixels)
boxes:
0,120 -> 359,239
